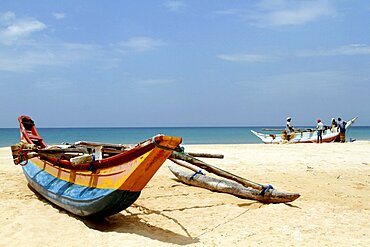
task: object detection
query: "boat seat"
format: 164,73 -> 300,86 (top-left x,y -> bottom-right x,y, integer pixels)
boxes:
25,132 -> 43,140
30,136 -> 42,141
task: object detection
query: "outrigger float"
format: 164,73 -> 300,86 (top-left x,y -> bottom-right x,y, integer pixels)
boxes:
12,116 -> 300,218
168,152 -> 300,203
251,117 -> 358,144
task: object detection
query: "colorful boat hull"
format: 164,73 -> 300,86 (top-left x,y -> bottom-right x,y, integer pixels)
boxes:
16,116 -> 182,217
23,160 -> 141,217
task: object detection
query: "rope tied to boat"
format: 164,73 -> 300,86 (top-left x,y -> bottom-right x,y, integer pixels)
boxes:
260,184 -> 274,196
11,140 -> 40,166
190,169 -> 205,180
89,153 -> 96,172
152,136 -> 185,153
17,150 -> 29,166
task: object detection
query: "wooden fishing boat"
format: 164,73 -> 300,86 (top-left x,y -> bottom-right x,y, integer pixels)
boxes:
12,116 -> 182,217
251,117 -> 358,144
169,166 -> 300,203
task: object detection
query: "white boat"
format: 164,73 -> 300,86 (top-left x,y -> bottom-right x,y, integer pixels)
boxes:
251,117 -> 358,144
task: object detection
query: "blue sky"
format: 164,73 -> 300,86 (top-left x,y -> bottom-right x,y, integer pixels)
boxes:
0,0 -> 369,127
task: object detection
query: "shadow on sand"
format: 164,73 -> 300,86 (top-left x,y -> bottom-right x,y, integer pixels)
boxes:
82,209 -> 199,245
29,186 -> 198,245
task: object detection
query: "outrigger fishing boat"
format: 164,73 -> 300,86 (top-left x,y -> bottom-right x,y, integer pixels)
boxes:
12,116 -> 182,217
12,116 -> 300,218
251,117 -> 358,144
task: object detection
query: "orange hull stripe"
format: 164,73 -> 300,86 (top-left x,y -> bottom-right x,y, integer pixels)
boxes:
29,136 -> 181,191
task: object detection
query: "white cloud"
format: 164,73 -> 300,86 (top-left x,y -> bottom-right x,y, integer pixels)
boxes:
0,43 -> 102,72
0,51 -> 59,72
52,12 -> 66,20
217,44 -> 370,65
336,44 -> 370,55
215,0 -> 335,27
164,0 -> 186,13
218,53 -> 273,63
118,37 -> 165,52
0,14 -> 166,72
0,12 -> 46,44
2,20 -> 46,38
263,2 -> 334,26
298,44 -> 370,57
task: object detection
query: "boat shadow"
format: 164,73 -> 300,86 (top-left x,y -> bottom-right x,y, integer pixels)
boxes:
29,185 -> 198,245
82,210 -> 199,245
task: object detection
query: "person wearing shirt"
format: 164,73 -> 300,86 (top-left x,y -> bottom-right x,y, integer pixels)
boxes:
316,119 -> 324,143
285,117 -> 294,141
286,117 -> 294,134
337,117 -> 347,143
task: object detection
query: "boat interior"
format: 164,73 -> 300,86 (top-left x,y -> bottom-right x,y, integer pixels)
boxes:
20,117 -> 134,163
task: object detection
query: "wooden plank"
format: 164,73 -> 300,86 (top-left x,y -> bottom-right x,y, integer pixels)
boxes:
74,141 -> 129,149
186,152 -> 224,159
169,158 -> 204,173
70,154 -> 93,166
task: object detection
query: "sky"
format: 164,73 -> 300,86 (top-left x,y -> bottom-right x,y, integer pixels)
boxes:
0,0 -> 369,127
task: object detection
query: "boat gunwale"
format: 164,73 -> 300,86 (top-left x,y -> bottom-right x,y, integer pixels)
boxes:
18,115 -> 179,170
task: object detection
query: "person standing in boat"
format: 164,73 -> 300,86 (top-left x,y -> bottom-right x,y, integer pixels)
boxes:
337,117 -> 347,143
285,117 -> 294,140
316,119 -> 324,143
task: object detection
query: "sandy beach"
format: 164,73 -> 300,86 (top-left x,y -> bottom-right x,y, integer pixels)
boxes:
0,142 -> 369,246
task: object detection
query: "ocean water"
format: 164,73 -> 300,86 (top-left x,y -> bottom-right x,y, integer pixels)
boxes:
1,126 -> 370,147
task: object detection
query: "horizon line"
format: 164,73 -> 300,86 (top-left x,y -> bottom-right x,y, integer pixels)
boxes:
1,125 -> 369,129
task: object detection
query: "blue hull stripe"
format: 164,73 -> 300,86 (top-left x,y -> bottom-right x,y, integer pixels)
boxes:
22,161 -> 140,217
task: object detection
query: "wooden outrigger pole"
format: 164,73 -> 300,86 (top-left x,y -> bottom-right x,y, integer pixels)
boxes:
171,151 -> 263,190
169,151 -> 300,203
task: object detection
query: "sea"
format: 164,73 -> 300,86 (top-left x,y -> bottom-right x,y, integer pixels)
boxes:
1,126 -> 370,147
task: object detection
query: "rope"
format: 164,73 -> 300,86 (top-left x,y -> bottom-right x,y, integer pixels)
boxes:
89,153 -> 96,172
152,136 -> 184,153
190,170 -> 205,180
260,184 -> 274,196
18,151 -> 28,166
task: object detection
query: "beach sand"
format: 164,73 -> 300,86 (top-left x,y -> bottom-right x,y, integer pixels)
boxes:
0,142 -> 369,246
